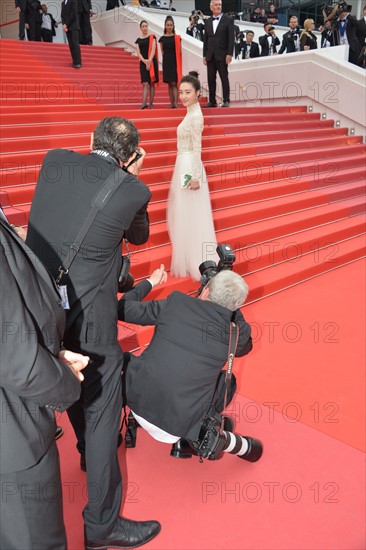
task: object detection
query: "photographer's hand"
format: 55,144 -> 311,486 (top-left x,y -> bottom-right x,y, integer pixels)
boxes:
58,350 -> 90,382
125,147 -> 146,177
148,264 -> 168,287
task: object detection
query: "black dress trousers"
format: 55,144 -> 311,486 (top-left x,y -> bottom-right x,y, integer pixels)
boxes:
66,28 -> 82,65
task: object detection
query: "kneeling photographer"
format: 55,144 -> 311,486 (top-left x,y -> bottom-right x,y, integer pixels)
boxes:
118,245 -> 263,463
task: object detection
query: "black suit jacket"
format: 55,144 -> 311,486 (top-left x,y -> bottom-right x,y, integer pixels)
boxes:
359,17 -> 366,46
61,0 -> 79,30
118,283 -> 252,441
241,40 -> 260,59
15,0 -> 27,10
278,28 -> 301,54
203,14 -> 235,61
334,15 -> 362,62
320,28 -> 336,48
259,33 -> 280,56
26,149 -> 151,347
0,219 -> 81,474
78,0 -> 91,13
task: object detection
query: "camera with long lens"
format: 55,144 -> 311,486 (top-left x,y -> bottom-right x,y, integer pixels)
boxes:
322,1 -> 352,25
197,243 -> 235,296
195,416 -> 262,461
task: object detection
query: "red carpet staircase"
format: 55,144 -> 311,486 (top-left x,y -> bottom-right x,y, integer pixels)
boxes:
1,39 -> 365,350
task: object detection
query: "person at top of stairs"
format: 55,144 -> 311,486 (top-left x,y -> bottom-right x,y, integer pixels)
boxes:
61,0 -> 82,68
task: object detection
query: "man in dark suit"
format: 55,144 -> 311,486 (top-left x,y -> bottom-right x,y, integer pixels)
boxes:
278,16 -> 301,54
319,20 -> 336,48
23,0 -> 41,40
15,0 -> 27,39
203,0 -> 235,108
40,3 -> 58,42
61,0 -> 82,68
26,117 -> 160,550
118,268 -> 262,462
240,30 -> 260,59
0,216 -> 88,550
259,22 -> 280,56
106,0 -> 123,8
358,5 -> 366,49
334,9 -> 362,65
77,0 -> 93,45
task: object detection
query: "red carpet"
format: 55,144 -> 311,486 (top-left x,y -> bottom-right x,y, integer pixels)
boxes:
1,39 -> 365,549
57,260 -> 365,550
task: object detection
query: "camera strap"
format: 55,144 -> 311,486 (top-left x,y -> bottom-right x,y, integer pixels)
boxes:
220,321 -> 239,430
56,166 -> 128,285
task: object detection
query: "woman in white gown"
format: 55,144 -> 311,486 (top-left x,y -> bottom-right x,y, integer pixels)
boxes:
167,72 -> 217,280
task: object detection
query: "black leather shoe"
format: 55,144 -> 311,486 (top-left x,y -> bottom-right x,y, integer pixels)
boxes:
73,64 -> 82,68
203,102 -> 217,108
170,439 -> 198,459
239,437 -> 263,462
84,516 -> 161,550
220,101 -> 230,107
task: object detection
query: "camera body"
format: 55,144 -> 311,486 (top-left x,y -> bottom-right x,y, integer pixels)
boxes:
198,243 -> 236,290
323,1 -> 352,24
118,253 -> 134,293
196,416 -> 227,460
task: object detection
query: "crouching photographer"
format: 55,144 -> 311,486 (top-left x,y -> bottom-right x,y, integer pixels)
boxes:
118,244 -> 263,463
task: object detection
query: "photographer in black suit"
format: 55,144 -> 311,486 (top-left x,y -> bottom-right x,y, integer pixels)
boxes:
259,22 -> 280,56
0,216 -> 89,550
334,7 -> 362,65
279,16 -> 301,54
240,30 -> 260,59
26,117 -> 160,550
203,0 -> 235,107
119,265 -> 262,462
186,13 -> 205,42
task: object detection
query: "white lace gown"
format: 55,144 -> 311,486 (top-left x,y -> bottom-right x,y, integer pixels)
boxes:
167,102 -> 217,280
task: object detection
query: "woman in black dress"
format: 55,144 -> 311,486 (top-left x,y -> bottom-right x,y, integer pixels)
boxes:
135,20 -> 159,109
300,19 -> 318,51
158,16 -> 182,108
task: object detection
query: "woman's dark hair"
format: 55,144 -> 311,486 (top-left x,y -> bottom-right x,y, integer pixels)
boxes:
180,71 -> 201,92
92,117 -> 140,163
139,20 -> 148,28
164,16 -> 175,34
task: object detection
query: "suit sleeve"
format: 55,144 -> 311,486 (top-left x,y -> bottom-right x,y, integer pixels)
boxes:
124,182 -> 152,245
125,201 -> 150,245
227,17 -> 235,56
0,251 -> 81,411
203,20 -> 208,57
278,34 -> 287,54
118,284 -> 167,326
232,309 -> 253,357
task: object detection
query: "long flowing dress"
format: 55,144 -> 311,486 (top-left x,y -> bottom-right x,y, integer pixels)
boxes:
167,102 -> 217,280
